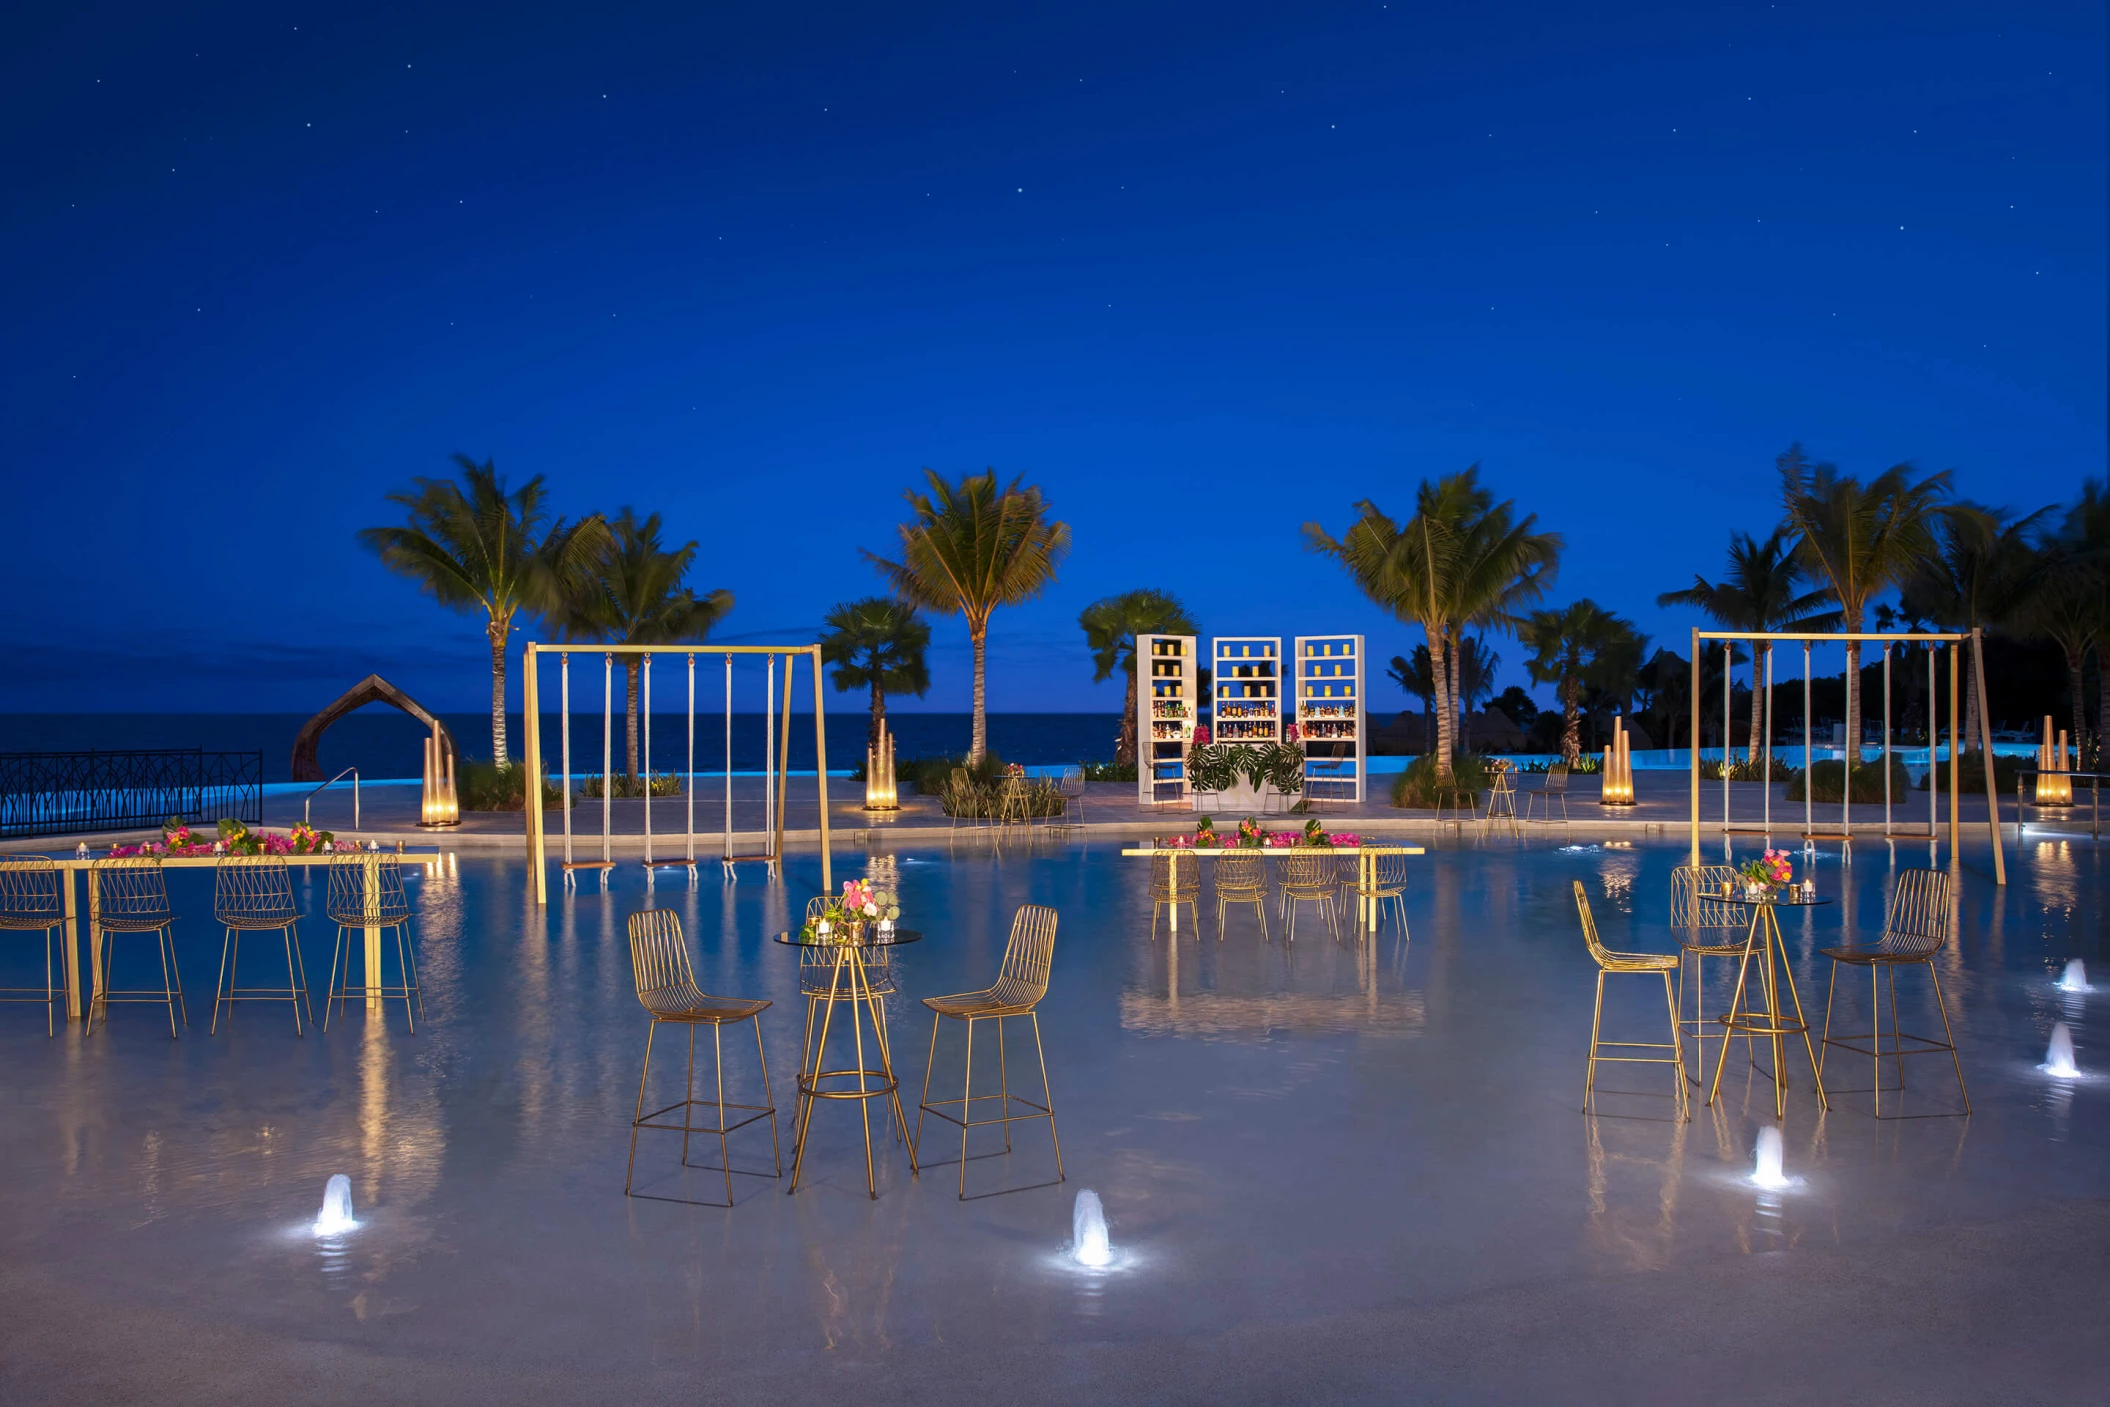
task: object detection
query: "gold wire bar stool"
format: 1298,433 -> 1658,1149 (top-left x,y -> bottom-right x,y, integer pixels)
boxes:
323,854 -> 421,1032
88,857 -> 187,1038
624,908 -> 780,1206
915,904 -> 1065,1199
997,774 -> 1034,831
1818,868 -> 1970,1116
1277,852 -> 1340,941
1149,851 -> 1199,937
210,856 -> 313,1036
1670,865 -> 1749,1085
1573,881 -> 1689,1120
1481,762 -> 1520,836
0,856 -> 65,1036
1346,848 -> 1411,936
1215,850 -> 1269,939
1523,761 -> 1571,823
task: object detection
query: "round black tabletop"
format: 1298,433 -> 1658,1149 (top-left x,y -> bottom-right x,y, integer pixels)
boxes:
1711,892 -> 1832,908
773,928 -> 923,948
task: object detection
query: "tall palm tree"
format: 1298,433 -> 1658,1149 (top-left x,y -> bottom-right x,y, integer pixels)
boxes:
1451,635 -> 1501,755
865,469 -> 1070,763
2074,479 -> 2110,759
2018,534 -> 2103,766
1657,528 -> 1836,764
358,454 -> 606,768
1388,647 -> 1437,753
819,598 -> 932,749
1778,446 -> 1951,761
1304,467 -> 1559,779
549,508 -> 733,779
1078,589 -> 1198,766
1901,501 -> 2055,754
1519,600 -> 1644,765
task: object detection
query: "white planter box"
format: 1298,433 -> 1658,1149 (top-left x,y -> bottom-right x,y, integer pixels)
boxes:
1192,781 -> 1281,814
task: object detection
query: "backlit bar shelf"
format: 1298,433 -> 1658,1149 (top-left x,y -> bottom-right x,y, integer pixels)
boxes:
1211,637 -> 1281,744
1138,634 -> 1198,805
1295,634 -> 1364,802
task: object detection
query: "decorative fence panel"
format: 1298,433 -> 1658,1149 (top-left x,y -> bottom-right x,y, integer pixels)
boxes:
0,750 -> 264,839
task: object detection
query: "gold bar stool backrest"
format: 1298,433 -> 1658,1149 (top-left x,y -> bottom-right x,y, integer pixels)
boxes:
1370,849 -> 1411,893
215,856 -> 298,926
1149,852 -> 1198,901
626,906 -> 699,1000
1670,865 -> 1744,930
1880,867 -> 1952,958
0,856 -> 63,924
990,903 -> 1058,1009
1573,880 -> 1616,968
1278,852 -> 1332,893
1216,851 -> 1265,894
325,853 -> 410,925
94,856 -> 173,924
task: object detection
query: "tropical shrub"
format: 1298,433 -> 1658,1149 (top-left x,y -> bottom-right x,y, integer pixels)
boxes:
1787,758 -> 1914,803
1390,754 -> 1494,808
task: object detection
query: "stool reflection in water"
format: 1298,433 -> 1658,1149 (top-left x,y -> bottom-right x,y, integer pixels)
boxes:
1572,881 -> 1689,1120
623,909 -> 780,1207
916,904 -> 1065,1199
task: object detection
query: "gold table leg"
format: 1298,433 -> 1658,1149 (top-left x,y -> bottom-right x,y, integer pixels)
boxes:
787,946 -> 914,1200
63,869 -> 81,1026
363,853 -> 383,1012
1707,901 -> 1829,1117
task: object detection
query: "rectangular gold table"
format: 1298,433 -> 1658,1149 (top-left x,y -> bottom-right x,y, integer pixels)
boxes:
43,852 -> 438,1025
1119,845 -> 1425,932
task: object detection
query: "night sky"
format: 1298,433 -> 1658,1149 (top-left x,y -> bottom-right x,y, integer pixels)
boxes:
4,1 -> 2102,718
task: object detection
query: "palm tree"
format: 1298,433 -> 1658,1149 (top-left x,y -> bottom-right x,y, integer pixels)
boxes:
865,469 -> 1070,763
2071,479 -> 2110,759
1657,528 -> 1835,764
1452,635 -> 1501,754
1519,600 -> 1644,765
549,508 -> 733,780
2017,530 -> 2104,767
1778,446 -> 1951,761
1078,589 -> 1198,766
1304,467 -> 1559,779
358,454 -> 606,768
1901,501 -> 2055,754
1388,648 -> 1437,753
819,598 -> 932,749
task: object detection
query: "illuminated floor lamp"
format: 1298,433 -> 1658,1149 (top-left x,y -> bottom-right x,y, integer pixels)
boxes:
2035,716 -> 2073,806
865,718 -> 899,812
420,725 -> 460,827
1600,715 -> 1636,806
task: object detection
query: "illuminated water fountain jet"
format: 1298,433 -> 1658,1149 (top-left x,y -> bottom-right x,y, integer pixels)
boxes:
1750,1126 -> 1790,1191
1072,1189 -> 1111,1268
313,1174 -> 358,1236
2056,960 -> 2089,993
2041,1022 -> 2080,1079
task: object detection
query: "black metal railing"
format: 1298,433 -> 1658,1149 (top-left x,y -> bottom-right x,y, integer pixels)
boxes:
0,750 -> 264,839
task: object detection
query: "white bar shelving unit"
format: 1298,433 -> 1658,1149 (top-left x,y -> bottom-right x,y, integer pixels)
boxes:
1295,634 -> 1364,803
1138,634 -> 1198,806
1211,637 -> 1282,744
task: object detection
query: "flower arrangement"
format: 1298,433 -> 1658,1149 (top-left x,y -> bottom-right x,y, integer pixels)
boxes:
110,816 -> 337,859
1162,815 -> 1358,850
1190,724 -> 1212,747
1740,849 -> 1793,890
801,878 -> 900,943
1235,817 -> 1267,848
1284,722 -> 1301,743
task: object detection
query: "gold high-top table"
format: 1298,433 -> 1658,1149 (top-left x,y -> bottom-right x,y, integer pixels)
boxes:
34,851 -> 436,1025
1707,889 -> 1833,1118
1119,845 -> 1425,933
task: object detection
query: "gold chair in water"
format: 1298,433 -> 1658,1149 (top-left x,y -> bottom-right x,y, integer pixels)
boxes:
1215,850 -> 1269,939
211,856 -> 312,1035
624,908 -> 780,1205
323,853 -> 421,1032
1149,852 -> 1199,937
1573,881 -> 1689,1119
1277,852 -> 1339,941
915,904 -> 1064,1199
1523,762 -> 1571,823
1345,848 -> 1411,936
1818,868 -> 1969,1116
89,857 -> 187,1037
0,856 -> 65,1035
1670,864 -> 1749,1084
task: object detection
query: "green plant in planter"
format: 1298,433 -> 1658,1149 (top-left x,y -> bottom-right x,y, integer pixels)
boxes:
1187,742 -> 1306,795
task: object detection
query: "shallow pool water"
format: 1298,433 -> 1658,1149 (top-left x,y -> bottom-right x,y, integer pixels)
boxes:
3,833 -> 2106,1400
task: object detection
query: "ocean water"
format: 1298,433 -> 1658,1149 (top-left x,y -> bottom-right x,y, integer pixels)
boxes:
0,712 -> 1126,783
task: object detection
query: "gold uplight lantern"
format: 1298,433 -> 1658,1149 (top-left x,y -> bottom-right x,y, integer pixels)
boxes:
864,717 -> 899,812
2035,715 -> 2073,806
1599,714 -> 1636,806
419,726 -> 460,827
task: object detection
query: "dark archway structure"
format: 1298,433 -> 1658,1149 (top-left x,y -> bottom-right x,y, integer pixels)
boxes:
292,674 -> 459,782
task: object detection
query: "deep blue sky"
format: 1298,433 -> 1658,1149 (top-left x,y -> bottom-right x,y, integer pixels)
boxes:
3,1 -> 2102,719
